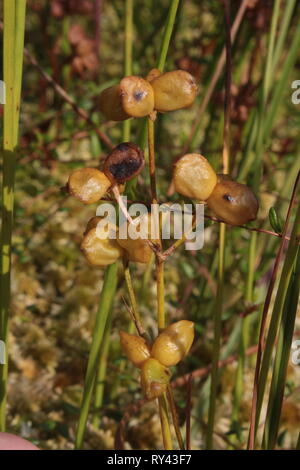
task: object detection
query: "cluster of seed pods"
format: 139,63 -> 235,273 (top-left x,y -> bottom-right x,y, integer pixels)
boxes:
99,69 -> 199,120
66,68 -> 259,399
173,153 -> 258,225
120,320 -> 195,400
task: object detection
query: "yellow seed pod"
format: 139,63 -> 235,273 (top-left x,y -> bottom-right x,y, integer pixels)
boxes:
206,175 -> 259,226
99,84 -> 129,121
151,320 -> 195,367
173,153 -> 217,201
146,68 -> 161,82
80,226 -> 123,266
99,76 -> 154,121
117,213 -> 157,264
140,358 -> 171,400
119,331 -> 151,368
83,216 -> 103,235
117,236 -> 153,264
67,168 -> 111,204
120,76 -> 154,118
151,70 -> 198,112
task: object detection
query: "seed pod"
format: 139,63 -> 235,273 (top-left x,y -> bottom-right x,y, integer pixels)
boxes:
67,168 -> 111,204
99,84 -> 128,121
151,320 -> 195,367
173,153 -> 217,201
81,227 -> 123,266
140,358 -> 171,400
117,236 -> 153,264
119,331 -> 151,368
99,76 -> 154,121
83,216 -> 103,235
146,68 -> 161,82
117,213 -> 157,264
120,76 -> 154,118
206,175 -> 259,226
103,142 -> 145,185
151,70 -> 198,112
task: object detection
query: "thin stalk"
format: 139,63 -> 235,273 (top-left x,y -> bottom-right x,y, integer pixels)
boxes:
122,0 -> 133,141
206,0 -> 231,449
262,0 -> 281,99
167,385 -> 184,450
0,0 -> 26,431
206,222 -> 226,449
92,312 -> 113,428
158,394 -> 173,450
123,263 -> 147,337
147,118 -> 158,204
75,263 -> 118,449
262,249 -> 300,449
156,0 -> 180,72
230,231 -> 257,442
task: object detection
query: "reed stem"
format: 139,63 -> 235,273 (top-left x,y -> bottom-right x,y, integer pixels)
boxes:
0,0 -> 27,431
122,0 -> 133,141
75,263 -> 118,449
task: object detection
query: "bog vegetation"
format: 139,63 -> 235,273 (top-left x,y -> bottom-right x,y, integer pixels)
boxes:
0,0 -> 299,450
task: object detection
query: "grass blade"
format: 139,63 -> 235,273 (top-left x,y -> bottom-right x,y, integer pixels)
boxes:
262,248 -> 300,449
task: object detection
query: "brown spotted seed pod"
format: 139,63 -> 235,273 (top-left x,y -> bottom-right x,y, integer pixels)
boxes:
103,142 -> 145,185
206,175 -> 259,226
99,76 -> 154,121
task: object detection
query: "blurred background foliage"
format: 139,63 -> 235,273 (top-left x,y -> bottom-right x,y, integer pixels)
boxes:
0,0 -> 299,449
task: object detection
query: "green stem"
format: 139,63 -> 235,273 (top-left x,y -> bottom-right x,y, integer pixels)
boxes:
122,0 -> 133,141
0,0 -> 26,431
92,312 -> 113,428
158,394 -> 173,450
156,0 -> 180,72
75,263 -> 118,449
124,263 -> 147,336
206,222 -> 226,449
167,385 -> 185,450
230,232 -> 257,442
